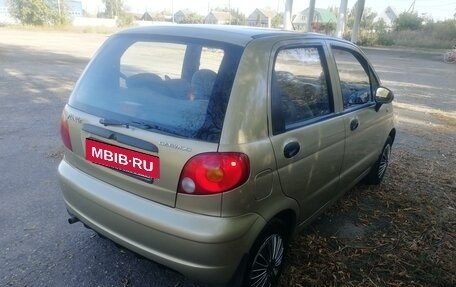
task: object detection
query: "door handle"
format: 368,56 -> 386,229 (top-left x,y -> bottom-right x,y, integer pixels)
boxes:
284,141 -> 300,158
350,118 -> 359,131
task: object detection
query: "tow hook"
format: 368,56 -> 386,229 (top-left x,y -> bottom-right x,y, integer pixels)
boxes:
68,216 -> 80,224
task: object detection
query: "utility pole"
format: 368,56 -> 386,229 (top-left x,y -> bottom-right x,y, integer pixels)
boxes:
336,0 -> 348,38
228,0 -> 231,25
307,0 -> 316,32
172,0 -> 175,23
407,0 -> 416,13
283,0 -> 293,30
351,0 -> 365,43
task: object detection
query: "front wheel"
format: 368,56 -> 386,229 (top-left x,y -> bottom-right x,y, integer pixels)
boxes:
243,220 -> 288,287
365,137 -> 392,185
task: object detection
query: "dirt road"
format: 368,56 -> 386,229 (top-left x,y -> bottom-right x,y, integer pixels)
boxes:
0,28 -> 454,287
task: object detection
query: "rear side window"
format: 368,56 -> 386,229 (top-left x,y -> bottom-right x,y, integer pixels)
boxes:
70,35 -> 243,142
272,46 -> 333,133
200,47 -> 224,71
331,47 -> 374,109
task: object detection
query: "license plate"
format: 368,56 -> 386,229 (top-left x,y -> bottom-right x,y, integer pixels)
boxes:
86,138 -> 160,179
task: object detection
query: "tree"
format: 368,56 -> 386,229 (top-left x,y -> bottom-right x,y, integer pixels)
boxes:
102,0 -> 122,19
344,7 -> 377,32
8,0 -> 69,26
229,8 -> 246,25
272,13 -> 283,28
395,12 -> 423,31
180,12 -> 204,24
116,11 -> 134,27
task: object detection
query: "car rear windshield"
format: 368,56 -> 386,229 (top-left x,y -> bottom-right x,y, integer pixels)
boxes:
69,34 -> 244,143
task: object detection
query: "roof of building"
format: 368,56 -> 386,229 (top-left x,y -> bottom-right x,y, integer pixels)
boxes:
293,8 -> 337,24
315,8 -> 337,23
248,8 -> 278,20
208,11 -> 231,21
257,8 -> 278,19
174,9 -> 193,16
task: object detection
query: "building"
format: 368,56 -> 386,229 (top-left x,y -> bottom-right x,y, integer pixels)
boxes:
174,9 -> 192,23
374,6 -> 398,30
140,11 -> 154,21
293,8 -> 337,32
204,11 -> 231,25
247,8 -> 277,28
68,0 -> 83,17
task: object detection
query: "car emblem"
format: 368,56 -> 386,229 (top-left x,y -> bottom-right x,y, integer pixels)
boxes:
159,141 -> 192,152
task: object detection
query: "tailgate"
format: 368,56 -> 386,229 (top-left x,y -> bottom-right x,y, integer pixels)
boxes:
62,105 -> 218,207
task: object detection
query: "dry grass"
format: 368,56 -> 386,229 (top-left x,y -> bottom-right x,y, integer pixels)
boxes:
2,24 -> 118,34
280,147 -> 456,287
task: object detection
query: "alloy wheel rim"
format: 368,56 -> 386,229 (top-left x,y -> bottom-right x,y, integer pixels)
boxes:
249,234 -> 284,287
378,144 -> 391,179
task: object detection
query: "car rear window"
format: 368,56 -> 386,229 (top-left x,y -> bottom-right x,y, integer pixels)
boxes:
69,34 -> 243,143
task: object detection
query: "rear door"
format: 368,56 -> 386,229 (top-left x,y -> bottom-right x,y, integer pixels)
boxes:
269,43 -> 345,221
329,44 -> 385,187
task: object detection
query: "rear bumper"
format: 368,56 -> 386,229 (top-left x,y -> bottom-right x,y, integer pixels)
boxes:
58,159 -> 265,284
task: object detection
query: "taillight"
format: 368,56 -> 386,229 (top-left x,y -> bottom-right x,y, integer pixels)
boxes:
60,113 -> 72,151
178,152 -> 250,195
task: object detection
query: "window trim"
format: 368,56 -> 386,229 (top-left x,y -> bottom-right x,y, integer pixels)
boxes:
330,45 -> 377,110
69,34 -> 244,143
270,44 -> 335,135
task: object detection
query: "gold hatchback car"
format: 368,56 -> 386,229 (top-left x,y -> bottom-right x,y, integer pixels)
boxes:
59,25 -> 395,287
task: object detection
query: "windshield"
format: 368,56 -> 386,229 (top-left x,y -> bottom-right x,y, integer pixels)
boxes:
69,34 -> 243,142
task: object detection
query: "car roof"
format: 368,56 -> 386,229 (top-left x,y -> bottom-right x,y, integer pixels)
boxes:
117,24 -> 347,47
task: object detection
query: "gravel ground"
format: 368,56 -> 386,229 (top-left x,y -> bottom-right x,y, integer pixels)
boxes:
0,28 -> 455,287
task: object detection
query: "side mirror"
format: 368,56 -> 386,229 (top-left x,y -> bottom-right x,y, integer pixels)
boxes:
374,87 -> 394,111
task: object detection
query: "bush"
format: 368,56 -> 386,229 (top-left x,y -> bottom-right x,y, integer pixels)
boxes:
377,32 -> 394,46
7,0 -> 70,26
391,30 -> 455,49
116,12 -> 135,27
395,12 -> 423,31
357,31 -> 377,46
423,20 -> 456,43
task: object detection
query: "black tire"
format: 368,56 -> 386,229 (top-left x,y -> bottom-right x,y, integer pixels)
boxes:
242,219 -> 289,287
365,136 -> 392,185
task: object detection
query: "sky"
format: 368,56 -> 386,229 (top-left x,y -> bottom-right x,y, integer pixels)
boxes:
80,0 -> 456,21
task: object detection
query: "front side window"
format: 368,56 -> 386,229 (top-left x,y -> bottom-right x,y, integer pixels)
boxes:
331,47 -> 373,109
70,35 -> 242,142
272,46 -> 332,132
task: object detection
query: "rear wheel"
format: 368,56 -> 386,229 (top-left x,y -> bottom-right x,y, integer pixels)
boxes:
243,220 -> 288,287
365,137 -> 392,185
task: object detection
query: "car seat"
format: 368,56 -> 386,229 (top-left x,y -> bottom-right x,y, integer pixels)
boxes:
191,69 -> 217,100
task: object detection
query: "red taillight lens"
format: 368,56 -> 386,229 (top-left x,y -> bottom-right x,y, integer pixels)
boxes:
178,153 -> 250,195
60,113 -> 72,151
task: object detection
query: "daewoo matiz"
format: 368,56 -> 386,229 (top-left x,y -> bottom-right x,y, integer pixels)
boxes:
59,25 -> 395,287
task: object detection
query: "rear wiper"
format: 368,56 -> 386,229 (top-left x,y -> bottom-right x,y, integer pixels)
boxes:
99,118 -> 130,128
99,118 -> 178,136
130,121 -> 178,135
